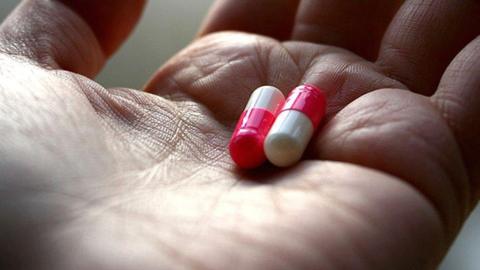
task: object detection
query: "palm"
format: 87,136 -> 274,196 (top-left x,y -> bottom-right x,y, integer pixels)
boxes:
1,1 -> 479,270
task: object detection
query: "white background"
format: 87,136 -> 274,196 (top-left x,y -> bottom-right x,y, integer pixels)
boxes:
0,1 -> 478,269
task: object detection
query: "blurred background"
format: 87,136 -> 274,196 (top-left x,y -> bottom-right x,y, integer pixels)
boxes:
0,1 -> 478,269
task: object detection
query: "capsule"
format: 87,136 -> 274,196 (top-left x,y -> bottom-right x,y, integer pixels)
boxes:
264,84 -> 327,167
229,86 -> 285,169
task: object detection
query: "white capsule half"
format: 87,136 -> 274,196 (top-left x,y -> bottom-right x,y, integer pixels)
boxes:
264,110 -> 314,167
245,86 -> 285,112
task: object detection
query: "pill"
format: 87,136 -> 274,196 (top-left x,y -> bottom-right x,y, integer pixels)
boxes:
264,84 -> 327,167
229,86 -> 285,169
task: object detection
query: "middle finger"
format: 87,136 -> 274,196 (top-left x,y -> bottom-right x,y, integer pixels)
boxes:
291,0 -> 403,60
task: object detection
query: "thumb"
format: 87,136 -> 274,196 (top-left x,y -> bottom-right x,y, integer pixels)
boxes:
0,0 -> 146,77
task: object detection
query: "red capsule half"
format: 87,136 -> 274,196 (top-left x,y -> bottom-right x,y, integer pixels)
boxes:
229,86 -> 285,169
281,84 -> 327,128
264,84 -> 327,167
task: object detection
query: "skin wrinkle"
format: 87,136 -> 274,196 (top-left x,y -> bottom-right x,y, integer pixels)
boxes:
135,135 -> 229,186
284,189 -> 368,269
438,89 -> 474,123
181,185 -> 242,267
336,110 -> 451,206
210,228 -> 302,270
281,46 -> 406,119
63,208 -> 186,269
376,0 -> 480,95
103,90 -> 225,166
199,0 -> 300,40
198,199 -> 293,269
297,163 -> 444,269
168,60 -> 249,121
319,93 -> 466,238
1,0 -> 479,268
102,90 -> 143,124
267,46 -> 300,87
63,73 -> 141,126
410,110 -> 472,216
437,93 -> 472,131
78,83 -> 178,167
117,222 -> 184,269
316,192 -> 386,269
252,39 -> 270,85
432,92 -> 478,206
0,35 -> 58,70
138,189 -> 282,268
118,122 -> 174,164
316,59 -> 376,110
274,191 -> 376,269
376,40 -> 418,87
1,74 -> 114,178
400,127 -> 465,231
187,53 -> 231,83
324,188 -> 435,269
291,0 -> 404,59
174,106 -> 230,165
0,0 -> 104,76
70,175 -> 238,228
431,38 -> 480,204
278,43 -> 303,84
324,98 -> 392,149
289,44 -> 336,85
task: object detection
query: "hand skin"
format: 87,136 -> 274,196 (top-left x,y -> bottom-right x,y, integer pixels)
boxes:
0,0 -> 479,269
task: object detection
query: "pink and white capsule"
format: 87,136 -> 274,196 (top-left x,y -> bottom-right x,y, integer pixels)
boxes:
264,84 -> 327,167
229,86 -> 285,169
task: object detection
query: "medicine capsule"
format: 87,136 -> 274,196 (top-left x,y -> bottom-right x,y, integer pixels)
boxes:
264,84 -> 327,167
229,86 -> 285,169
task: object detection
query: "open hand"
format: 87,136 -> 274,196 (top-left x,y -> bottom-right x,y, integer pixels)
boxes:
1,1 -> 479,269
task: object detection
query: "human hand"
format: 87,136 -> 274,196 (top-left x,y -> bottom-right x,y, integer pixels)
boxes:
1,0 -> 479,269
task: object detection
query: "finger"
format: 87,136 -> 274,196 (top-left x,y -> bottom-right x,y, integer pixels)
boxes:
0,0 -> 146,77
432,36 -> 480,203
198,0 -> 301,40
291,0 -> 403,60
376,0 -> 480,95
314,89 -> 470,242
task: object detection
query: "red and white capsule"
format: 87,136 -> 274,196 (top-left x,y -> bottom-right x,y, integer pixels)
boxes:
264,84 -> 327,167
229,86 -> 285,169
